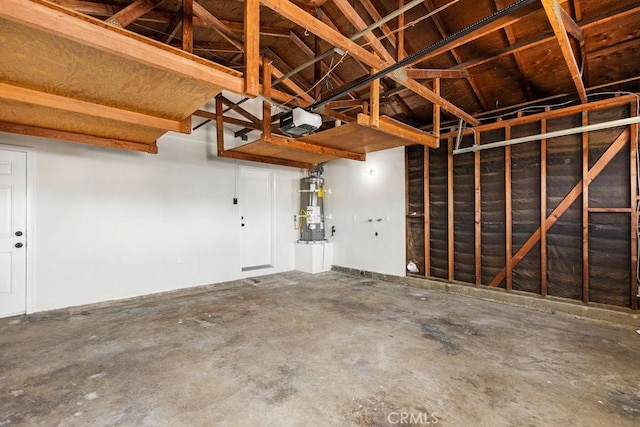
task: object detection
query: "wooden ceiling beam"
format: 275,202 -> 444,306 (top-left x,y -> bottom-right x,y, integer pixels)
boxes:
265,135 -> 365,161
329,0 -> 478,124
193,1 -> 244,52
219,150 -> 316,170
454,4 -> 640,73
359,0 -> 404,57
588,37 -> 640,59
405,68 -> 468,79
222,21 -> 290,38
220,96 -> 261,125
289,31 -> 315,58
0,82 -> 185,132
541,0 -> 588,103
164,12 -> 182,44
494,0 -> 536,100
106,0 -> 163,28
571,0 -> 582,21
55,0 -> 292,37
422,0 -> 490,111
268,63 -> 315,103
560,6 -> 584,42
0,121 -> 157,153
260,0 -> 385,67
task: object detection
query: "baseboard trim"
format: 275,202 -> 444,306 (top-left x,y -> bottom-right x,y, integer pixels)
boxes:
331,265 -> 640,329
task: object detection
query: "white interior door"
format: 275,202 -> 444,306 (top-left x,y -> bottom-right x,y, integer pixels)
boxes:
239,167 -> 273,271
0,150 -> 27,318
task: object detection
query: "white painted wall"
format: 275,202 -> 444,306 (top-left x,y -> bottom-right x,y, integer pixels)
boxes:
323,147 -> 406,277
0,129 -> 300,312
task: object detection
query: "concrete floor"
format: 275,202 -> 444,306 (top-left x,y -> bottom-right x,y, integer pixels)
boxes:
1,271 -> 640,426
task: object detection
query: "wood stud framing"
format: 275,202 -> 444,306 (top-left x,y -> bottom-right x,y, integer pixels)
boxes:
581,111 -> 589,302
631,103 -> 639,310
413,97 -> 639,308
541,112 -> 548,296
505,126 -> 513,291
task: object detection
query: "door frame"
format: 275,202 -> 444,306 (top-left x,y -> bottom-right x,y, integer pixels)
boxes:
237,165 -> 275,274
0,143 -> 36,315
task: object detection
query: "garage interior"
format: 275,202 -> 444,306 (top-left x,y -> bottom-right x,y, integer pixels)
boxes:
1,0 -> 640,425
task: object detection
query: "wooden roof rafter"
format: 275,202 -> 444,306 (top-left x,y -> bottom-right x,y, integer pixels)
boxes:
421,0 -> 491,111
541,0 -> 588,103
300,0 -> 478,125
105,0 -> 163,28
493,0 -> 537,100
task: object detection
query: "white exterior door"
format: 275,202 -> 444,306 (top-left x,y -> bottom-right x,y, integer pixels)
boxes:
0,150 -> 27,318
239,167 -> 273,271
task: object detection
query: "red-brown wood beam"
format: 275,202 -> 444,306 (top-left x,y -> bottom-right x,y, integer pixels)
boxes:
541,111 -> 548,296
262,0 -> 478,125
422,0 -> 490,111
560,7 -> 584,42
215,96 -> 225,154
571,0 -> 582,21
494,0 -> 535,100
405,69 -> 468,80
265,135 -> 365,161
219,150 -> 315,170
262,57 -> 272,140
397,0 -> 405,61
0,121 -> 157,153
244,0 -> 260,96
370,68 -> 380,127
193,1 -> 245,52
105,0 -> 162,28
541,0 -> 588,103
631,103 -> 638,310
182,0 -> 193,53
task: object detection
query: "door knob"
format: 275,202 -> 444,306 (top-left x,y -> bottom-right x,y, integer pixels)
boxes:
15,231 -> 22,236
15,243 -> 23,248
241,223 -> 245,227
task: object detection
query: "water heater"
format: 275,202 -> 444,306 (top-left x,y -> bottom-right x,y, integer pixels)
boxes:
298,175 -> 326,242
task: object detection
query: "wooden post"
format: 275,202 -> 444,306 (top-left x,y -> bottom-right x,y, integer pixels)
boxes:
448,137 -> 454,281
433,78 -> 441,143
370,68 -> 380,127
582,111 -> 589,303
215,95 -> 224,155
474,133 -> 482,286
505,126 -> 513,290
262,57 -> 272,140
631,102 -> 638,310
541,113 -> 548,296
182,0 -> 193,53
397,0 -> 405,61
244,0 -> 260,96
424,145 -> 431,277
